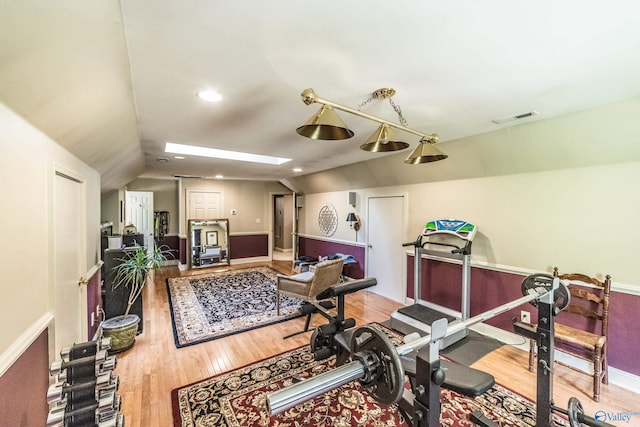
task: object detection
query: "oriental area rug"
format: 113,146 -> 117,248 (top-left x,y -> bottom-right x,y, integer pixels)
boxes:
167,267 -> 304,348
171,323 -> 570,427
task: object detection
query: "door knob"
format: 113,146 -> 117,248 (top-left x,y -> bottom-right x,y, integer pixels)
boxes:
367,243 -> 373,248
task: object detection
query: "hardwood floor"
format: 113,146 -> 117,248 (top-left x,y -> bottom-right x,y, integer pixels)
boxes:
115,262 -> 640,426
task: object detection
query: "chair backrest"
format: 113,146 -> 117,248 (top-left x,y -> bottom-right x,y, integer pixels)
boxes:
553,267 -> 612,337
309,258 -> 344,298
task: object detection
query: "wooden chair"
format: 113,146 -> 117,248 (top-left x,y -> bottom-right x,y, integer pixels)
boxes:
276,258 -> 344,335
528,267 -> 612,402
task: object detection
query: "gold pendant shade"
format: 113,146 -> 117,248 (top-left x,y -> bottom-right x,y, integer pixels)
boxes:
360,124 -> 410,152
404,137 -> 448,164
296,105 -> 354,140
296,88 -> 447,164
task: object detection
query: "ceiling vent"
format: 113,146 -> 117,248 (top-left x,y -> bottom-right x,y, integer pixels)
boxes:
173,174 -> 203,179
492,111 -> 539,125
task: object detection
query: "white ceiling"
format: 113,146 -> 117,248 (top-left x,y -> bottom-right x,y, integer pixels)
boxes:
2,1 -> 640,192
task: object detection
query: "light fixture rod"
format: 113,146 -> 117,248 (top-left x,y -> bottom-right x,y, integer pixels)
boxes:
301,88 -> 438,142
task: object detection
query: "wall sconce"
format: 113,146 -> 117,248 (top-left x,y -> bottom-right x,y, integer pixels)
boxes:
296,88 -> 448,164
346,212 -> 360,231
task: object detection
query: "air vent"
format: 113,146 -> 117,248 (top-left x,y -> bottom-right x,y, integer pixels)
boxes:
492,111 -> 539,125
173,174 -> 203,179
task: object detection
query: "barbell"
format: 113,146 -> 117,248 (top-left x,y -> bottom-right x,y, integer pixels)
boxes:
267,273 -> 569,415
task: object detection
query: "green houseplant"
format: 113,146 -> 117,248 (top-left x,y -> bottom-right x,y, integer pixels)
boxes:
102,242 -> 171,352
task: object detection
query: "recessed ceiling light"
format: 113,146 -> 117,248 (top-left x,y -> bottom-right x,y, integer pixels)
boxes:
173,155 -> 185,160
197,90 -> 222,102
165,142 -> 291,165
293,168 -> 302,173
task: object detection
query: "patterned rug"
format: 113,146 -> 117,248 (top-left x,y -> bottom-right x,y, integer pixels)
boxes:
167,267 -> 304,348
171,324 -> 570,426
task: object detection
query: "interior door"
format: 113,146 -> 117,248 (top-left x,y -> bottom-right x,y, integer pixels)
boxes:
53,171 -> 86,350
366,196 -> 406,302
126,191 -> 154,249
292,193 -> 298,259
188,191 -> 221,219
274,196 -> 284,250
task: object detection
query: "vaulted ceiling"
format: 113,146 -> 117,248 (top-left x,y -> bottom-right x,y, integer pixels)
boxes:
2,1 -> 640,194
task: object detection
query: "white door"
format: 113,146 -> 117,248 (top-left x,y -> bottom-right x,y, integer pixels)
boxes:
126,191 -> 154,249
367,196 -> 406,302
53,171 -> 86,350
188,191 -> 221,219
291,193 -> 298,259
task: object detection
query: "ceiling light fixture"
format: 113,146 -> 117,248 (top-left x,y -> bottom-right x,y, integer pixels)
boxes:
165,142 -> 291,165
197,90 -> 223,102
296,88 -> 447,163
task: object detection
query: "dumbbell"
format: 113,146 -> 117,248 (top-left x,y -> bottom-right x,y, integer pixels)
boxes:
46,392 -> 121,426
47,372 -> 119,404
50,350 -> 117,379
60,337 -> 112,361
46,412 -> 124,427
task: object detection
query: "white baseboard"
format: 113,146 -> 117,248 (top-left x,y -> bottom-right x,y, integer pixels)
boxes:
470,323 -> 640,394
231,256 -> 271,265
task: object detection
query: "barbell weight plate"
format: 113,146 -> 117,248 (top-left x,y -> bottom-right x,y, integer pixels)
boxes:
350,325 -> 404,405
567,397 -> 584,427
521,274 -> 571,312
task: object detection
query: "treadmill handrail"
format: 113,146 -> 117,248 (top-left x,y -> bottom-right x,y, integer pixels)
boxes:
402,236 -> 472,256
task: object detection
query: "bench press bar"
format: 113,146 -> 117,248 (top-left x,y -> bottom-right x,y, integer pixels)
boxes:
267,287 -> 546,415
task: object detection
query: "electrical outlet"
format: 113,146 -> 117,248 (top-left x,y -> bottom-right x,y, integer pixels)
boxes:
520,310 -> 531,323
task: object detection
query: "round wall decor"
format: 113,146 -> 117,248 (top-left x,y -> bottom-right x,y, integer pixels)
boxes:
318,204 -> 338,237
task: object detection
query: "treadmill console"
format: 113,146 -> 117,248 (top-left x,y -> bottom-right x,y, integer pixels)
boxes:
423,219 -> 477,241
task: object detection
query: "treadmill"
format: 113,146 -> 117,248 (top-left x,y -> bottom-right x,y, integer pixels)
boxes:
390,219 -> 477,349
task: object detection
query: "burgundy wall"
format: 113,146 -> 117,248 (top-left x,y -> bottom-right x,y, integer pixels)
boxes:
229,233 -> 269,259
179,233 -> 269,263
87,269 -> 102,340
0,330 -> 49,425
406,254 -> 640,376
157,234 -> 180,259
179,236 -> 187,264
298,236 -> 365,279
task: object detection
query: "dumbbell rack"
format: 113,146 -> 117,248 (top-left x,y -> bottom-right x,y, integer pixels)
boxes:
46,336 -> 125,427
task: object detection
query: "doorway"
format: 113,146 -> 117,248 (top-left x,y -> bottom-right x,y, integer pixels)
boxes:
366,195 -> 406,302
272,194 -> 294,261
125,191 -> 154,249
53,170 -> 86,350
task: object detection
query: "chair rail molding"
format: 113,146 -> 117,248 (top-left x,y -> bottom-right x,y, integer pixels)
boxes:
0,312 -> 54,376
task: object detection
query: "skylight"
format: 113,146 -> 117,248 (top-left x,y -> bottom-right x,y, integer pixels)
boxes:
165,142 -> 291,165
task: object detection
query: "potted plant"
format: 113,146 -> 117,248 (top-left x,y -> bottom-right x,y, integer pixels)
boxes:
101,242 -> 171,353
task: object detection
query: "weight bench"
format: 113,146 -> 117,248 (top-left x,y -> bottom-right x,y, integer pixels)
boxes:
400,353 -> 495,397
301,278 -> 377,362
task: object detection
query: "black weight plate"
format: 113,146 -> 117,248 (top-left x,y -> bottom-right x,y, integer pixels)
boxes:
521,273 -> 571,311
350,325 -> 404,405
567,397 -> 584,427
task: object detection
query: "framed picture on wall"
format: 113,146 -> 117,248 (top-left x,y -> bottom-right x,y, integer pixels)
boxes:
206,231 -> 218,246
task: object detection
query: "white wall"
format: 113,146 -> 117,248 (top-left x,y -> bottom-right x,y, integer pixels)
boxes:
179,178 -> 290,236
0,103 -> 100,365
296,98 -> 640,291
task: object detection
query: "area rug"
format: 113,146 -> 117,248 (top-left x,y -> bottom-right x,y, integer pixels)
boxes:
167,267 -> 304,348
171,323 -> 569,426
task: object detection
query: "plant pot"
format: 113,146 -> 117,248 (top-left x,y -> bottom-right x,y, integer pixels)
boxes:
102,314 -> 140,354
